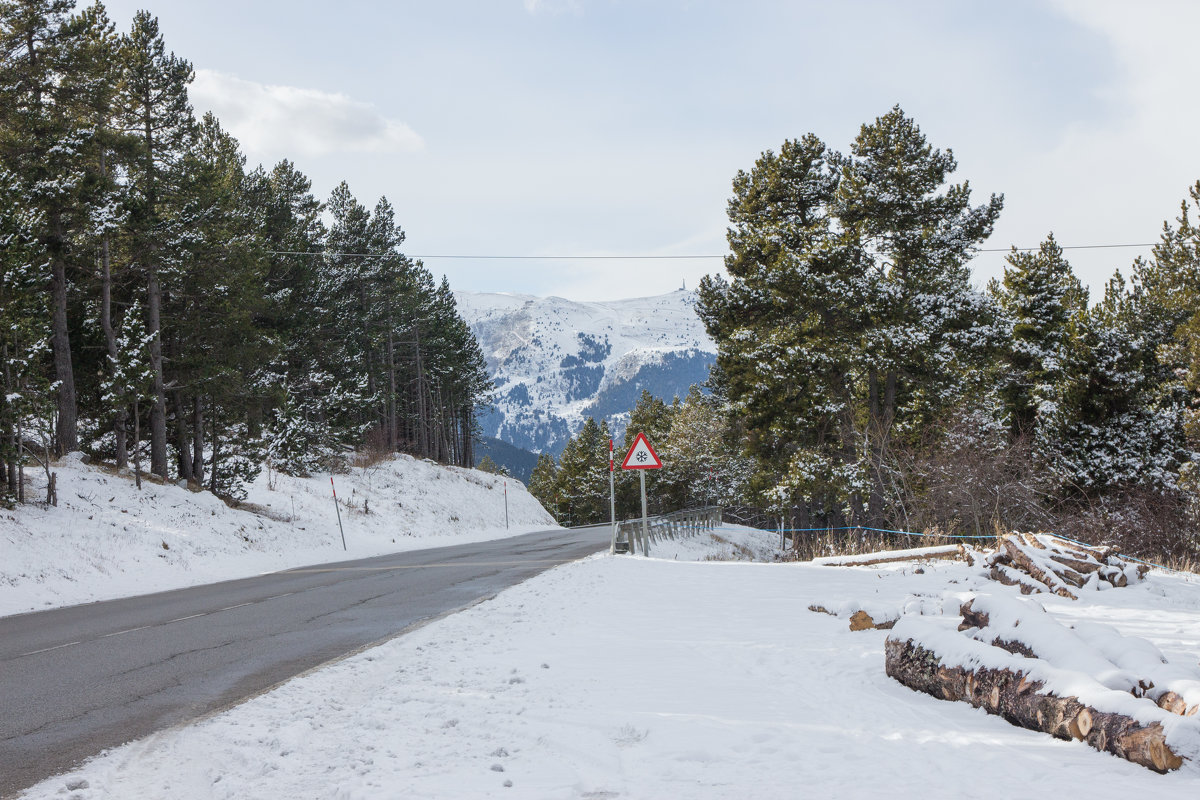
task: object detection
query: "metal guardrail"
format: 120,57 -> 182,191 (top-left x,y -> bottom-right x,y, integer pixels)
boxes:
611,506 -> 722,556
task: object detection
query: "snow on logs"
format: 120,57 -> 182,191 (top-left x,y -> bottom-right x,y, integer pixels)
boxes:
812,543 -> 967,568
885,596 -> 1200,773
985,532 -> 1148,600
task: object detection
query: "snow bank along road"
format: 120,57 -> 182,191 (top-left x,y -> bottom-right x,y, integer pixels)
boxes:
0,524 -> 610,798
18,532 -> 1200,800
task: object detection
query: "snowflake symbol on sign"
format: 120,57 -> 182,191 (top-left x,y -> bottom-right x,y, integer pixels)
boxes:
636,451 -> 648,463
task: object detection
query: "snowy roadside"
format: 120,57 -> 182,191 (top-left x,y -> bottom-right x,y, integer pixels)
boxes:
0,453 -> 557,617
21,528 -> 1200,799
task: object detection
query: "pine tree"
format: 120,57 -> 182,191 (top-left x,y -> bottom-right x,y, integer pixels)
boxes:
699,108 -> 1003,528
476,455 -> 506,476
1041,272 -> 1189,496
169,112 -> 269,489
101,310 -> 153,489
660,386 -> 751,508
69,0 -> 132,468
991,234 -> 1087,436
0,168 -> 50,502
556,417 -> 610,525
527,452 -> 560,520
116,9 -> 195,480
0,0 -> 92,454
615,391 -> 676,517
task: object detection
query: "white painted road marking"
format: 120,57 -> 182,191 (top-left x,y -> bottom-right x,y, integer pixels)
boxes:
19,641 -> 80,657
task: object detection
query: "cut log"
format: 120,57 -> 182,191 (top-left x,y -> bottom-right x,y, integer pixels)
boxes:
1158,691 -> 1189,715
957,598 -> 990,631
1000,537 -> 1077,599
848,610 -> 896,631
814,544 -> 965,568
885,637 -> 1185,773
988,563 -> 1049,595
1047,552 -> 1104,576
988,533 -> 1147,595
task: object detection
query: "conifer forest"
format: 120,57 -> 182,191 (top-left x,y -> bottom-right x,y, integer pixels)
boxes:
1,1 -> 490,500
533,109 -> 1200,564
3,3 -> 1198,565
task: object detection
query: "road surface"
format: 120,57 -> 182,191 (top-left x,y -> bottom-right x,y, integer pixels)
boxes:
0,524 -> 610,797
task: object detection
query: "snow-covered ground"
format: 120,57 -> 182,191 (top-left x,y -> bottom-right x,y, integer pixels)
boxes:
19,526 -> 1200,799
0,453 -> 556,617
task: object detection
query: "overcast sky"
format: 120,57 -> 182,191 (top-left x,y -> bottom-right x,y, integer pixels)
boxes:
100,0 -> 1200,301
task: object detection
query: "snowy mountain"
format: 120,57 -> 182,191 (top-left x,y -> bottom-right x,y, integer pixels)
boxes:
455,289 -> 716,455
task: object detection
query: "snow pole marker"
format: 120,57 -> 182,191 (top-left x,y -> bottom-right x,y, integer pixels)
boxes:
504,479 -> 509,529
330,475 -> 347,551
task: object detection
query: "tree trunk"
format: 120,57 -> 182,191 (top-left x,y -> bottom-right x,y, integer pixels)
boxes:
173,391 -> 193,481
209,420 -> 219,494
49,210 -> 77,456
192,396 -> 204,486
100,223 -> 128,468
147,272 -> 168,479
885,636 -> 1183,773
386,325 -> 398,451
133,397 -> 142,490
413,327 -> 428,457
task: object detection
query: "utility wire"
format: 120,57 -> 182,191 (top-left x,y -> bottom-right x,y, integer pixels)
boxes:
267,242 -> 1158,260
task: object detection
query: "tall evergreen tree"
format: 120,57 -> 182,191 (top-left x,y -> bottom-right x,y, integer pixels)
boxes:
527,452 -> 560,520
0,0 -> 91,454
991,234 -> 1087,437
0,168 -> 49,501
170,112 -> 269,490
556,417 -> 611,525
700,107 -> 1003,528
116,9 -> 194,479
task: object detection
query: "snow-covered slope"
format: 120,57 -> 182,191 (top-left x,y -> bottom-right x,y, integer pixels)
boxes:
24,535 -> 1200,798
456,289 -> 716,454
0,453 -> 556,617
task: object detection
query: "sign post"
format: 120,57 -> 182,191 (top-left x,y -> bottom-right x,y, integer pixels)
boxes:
608,438 -> 617,553
620,432 -> 663,555
330,474 -> 347,551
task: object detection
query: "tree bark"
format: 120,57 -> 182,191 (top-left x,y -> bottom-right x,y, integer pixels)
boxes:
99,220 -> 128,468
209,419 -> 219,494
386,322 -> 397,451
49,210 -> 77,456
173,390 -> 193,481
192,396 -> 204,486
413,327 -> 428,457
885,636 -> 1184,773
133,397 -> 142,490
147,272 -> 168,479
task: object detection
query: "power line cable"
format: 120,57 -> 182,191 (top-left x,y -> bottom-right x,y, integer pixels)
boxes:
267,242 -> 1158,260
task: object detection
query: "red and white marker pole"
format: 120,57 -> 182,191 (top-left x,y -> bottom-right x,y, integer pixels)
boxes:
504,479 -> 509,529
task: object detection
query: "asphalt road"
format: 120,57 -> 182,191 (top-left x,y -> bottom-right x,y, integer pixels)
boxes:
0,524 -> 611,798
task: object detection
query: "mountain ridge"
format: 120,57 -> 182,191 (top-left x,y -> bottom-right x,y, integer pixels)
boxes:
456,289 -> 717,455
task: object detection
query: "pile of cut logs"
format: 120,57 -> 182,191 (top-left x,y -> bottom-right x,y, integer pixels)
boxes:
886,594 -> 1200,773
985,532 -> 1148,600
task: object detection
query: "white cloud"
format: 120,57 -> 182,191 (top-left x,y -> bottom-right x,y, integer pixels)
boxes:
968,0 -> 1200,297
522,0 -> 583,15
189,69 -> 423,158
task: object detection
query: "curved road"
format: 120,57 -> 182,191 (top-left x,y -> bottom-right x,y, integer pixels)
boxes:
0,524 -> 610,798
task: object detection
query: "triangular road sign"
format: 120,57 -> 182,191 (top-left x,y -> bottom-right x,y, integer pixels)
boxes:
621,432 -> 662,470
